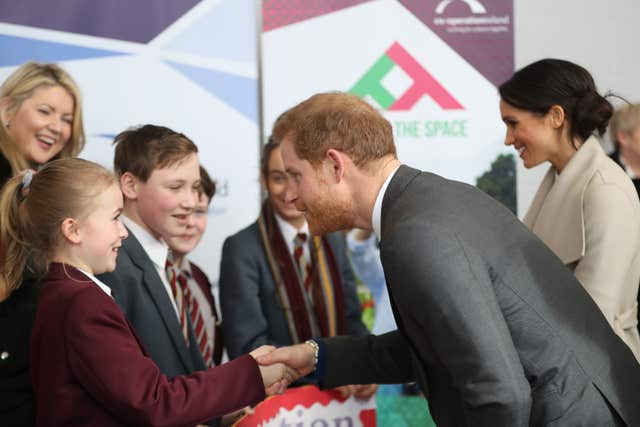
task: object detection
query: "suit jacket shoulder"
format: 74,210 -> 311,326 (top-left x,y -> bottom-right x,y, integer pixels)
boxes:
222,222 -> 264,259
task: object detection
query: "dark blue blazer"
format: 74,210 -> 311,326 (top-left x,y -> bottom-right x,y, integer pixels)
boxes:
219,221 -> 368,359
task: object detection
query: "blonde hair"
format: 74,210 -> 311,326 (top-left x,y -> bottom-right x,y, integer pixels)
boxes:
0,158 -> 115,298
609,104 -> 640,149
0,62 -> 85,174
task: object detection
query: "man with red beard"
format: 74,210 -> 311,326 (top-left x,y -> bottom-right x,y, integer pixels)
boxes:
257,92 -> 640,427
219,137 -> 376,399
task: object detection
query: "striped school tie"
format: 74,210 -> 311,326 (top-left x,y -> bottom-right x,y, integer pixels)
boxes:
165,259 -> 189,344
177,270 -> 214,367
293,232 -> 313,293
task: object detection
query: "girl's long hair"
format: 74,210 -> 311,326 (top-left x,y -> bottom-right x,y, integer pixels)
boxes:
0,158 -> 115,299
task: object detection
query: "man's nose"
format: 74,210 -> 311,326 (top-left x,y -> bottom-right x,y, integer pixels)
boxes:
284,185 -> 297,204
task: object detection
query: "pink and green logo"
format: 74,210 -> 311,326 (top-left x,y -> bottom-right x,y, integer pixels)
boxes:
350,41 -> 463,111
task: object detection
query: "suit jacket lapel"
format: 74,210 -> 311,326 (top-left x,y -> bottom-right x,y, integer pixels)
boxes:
378,165 -> 432,395
122,231 -> 195,372
381,165 -> 421,239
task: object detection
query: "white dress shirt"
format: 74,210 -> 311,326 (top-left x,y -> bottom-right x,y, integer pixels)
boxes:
78,268 -> 113,298
274,212 -> 311,261
372,166 -> 400,241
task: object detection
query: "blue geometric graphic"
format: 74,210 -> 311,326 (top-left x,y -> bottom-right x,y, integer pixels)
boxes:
0,34 -> 125,67
0,0 -> 201,44
168,61 -> 257,123
95,133 -> 117,141
162,0 -> 257,63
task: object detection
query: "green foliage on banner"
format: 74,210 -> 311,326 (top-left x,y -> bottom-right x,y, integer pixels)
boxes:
476,153 -> 516,214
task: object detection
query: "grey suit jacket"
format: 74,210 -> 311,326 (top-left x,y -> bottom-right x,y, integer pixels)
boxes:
219,221 -> 368,359
97,230 -> 206,378
320,165 -> 640,427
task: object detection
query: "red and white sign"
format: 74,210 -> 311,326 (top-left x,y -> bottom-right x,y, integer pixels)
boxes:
234,386 -> 376,427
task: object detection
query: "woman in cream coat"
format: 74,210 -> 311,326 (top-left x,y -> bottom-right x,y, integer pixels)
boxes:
499,59 -> 640,362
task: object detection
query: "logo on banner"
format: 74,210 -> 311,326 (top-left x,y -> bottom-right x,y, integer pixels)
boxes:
350,42 -> 463,112
350,42 -> 467,140
435,0 -> 487,14
432,0 -> 510,34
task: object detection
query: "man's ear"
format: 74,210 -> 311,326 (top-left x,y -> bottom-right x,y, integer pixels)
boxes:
60,218 -> 81,244
120,172 -> 139,200
326,149 -> 346,183
548,105 -> 566,129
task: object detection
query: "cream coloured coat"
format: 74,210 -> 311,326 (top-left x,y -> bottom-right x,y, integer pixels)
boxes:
524,136 -> 640,362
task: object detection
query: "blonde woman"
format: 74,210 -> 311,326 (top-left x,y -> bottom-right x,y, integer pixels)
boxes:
609,104 -> 640,194
0,61 -> 85,186
0,62 -> 85,426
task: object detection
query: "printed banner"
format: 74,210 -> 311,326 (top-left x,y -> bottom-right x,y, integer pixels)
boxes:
234,386 -> 376,427
0,0 -> 261,281
261,0 -> 515,210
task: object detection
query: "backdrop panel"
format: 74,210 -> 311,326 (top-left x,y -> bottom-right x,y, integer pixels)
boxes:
261,0 -> 514,206
0,0 -> 261,282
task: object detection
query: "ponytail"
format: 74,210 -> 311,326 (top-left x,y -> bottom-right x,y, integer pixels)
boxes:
0,172 -> 35,298
0,159 -> 116,300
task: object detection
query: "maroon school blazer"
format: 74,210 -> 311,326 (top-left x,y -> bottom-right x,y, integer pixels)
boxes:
30,263 -> 265,427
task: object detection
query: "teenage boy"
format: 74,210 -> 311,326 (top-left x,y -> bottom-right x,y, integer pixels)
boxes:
219,137 -> 376,399
164,166 -> 223,368
98,126 -> 261,426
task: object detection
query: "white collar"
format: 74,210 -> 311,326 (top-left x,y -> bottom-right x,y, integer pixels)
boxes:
121,215 -> 169,270
78,268 -> 113,297
372,166 -> 400,241
274,211 -> 309,242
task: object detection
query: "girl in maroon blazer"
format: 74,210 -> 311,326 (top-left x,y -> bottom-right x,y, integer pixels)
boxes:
0,158 -> 291,427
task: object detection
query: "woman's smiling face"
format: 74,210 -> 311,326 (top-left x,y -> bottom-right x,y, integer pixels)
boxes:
7,85 -> 74,165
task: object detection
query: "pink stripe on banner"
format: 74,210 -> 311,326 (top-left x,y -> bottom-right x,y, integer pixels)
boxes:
386,42 -> 463,110
263,0 -> 374,32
